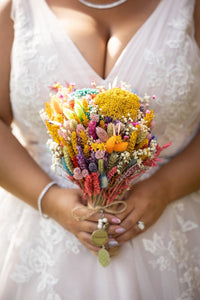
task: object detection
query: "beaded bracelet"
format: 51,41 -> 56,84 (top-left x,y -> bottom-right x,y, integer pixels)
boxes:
37,181 -> 56,218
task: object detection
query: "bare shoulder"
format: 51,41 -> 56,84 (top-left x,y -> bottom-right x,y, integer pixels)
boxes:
194,0 -> 200,48
0,0 -> 12,16
0,0 -> 14,126
0,0 -> 13,39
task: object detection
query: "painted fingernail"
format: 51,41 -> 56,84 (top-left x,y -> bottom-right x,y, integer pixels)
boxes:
108,240 -> 119,248
111,217 -> 121,224
115,227 -> 126,234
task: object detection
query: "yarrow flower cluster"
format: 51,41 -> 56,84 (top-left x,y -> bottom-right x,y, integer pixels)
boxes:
41,82 -> 170,206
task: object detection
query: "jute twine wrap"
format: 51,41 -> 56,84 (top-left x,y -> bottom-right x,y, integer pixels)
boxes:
72,201 -> 127,221
72,201 -> 127,258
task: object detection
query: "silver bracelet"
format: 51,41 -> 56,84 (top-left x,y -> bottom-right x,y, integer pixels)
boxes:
37,181 -> 56,218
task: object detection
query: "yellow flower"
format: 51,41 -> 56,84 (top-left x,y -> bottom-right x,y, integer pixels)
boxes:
127,130 -> 138,154
115,135 -> 122,143
135,138 -> 149,150
83,144 -> 90,158
99,119 -> 106,130
98,143 -> 106,151
71,131 -> 78,155
45,121 -> 60,144
144,109 -> 154,127
82,98 -> 89,112
63,146 -> 74,174
95,88 -> 140,121
45,102 -> 52,119
72,113 -> 81,124
79,130 -> 88,146
66,143 -> 75,160
91,143 -> 106,152
82,113 -> 89,127
55,114 -> 64,124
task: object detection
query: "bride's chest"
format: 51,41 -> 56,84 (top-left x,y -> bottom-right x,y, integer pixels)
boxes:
45,0 -> 161,79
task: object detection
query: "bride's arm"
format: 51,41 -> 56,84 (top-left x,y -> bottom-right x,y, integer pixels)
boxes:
0,0 -> 57,211
0,1 -> 120,253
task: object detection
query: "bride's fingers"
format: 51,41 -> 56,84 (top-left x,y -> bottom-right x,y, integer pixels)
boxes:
79,220 -> 99,233
115,211 -> 159,243
111,209 -> 144,241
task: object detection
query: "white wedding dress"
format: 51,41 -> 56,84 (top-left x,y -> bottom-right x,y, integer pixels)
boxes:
0,0 -> 200,299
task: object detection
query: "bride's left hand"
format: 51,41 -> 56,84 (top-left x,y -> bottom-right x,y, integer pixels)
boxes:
108,177 -> 169,244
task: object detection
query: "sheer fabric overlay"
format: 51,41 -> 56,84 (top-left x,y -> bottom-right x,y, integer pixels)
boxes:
0,0 -> 200,299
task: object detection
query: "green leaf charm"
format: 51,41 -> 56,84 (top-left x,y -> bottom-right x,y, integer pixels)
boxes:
98,248 -> 110,267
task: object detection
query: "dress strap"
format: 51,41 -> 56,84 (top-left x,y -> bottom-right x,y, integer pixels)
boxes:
10,0 -> 22,21
10,0 -> 32,23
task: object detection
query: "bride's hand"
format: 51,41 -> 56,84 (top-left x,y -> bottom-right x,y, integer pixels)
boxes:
109,177 -> 169,244
41,186 -> 122,253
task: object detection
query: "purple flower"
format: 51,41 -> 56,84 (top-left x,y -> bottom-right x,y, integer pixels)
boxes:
77,146 -> 87,170
89,162 -> 98,173
104,116 -> 112,123
88,151 -> 96,164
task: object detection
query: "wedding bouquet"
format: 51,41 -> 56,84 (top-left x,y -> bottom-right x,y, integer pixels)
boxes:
41,81 -> 169,266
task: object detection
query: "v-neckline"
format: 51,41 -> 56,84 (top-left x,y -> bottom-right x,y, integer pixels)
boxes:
42,0 -> 164,82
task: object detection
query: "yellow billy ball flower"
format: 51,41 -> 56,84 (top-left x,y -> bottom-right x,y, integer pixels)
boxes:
94,88 -> 140,121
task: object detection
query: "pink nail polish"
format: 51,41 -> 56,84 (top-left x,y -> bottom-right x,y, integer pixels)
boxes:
115,227 -> 126,234
108,240 -> 119,248
111,217 -> 121,224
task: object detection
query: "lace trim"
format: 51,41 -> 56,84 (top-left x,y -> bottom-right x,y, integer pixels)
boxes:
144,1 -> 200,144
10,218 -> 82,298
143,200 -> 200,299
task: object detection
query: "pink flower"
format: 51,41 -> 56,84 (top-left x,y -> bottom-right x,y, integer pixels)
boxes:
96,127 -> 108,142
76,124 -> 85,134
90,114 -> 99,123
95,150 -> 105,159
82,169 -> 89,177
73,173 -> 83,180
107,166 -> 118,180
73,167 -> 82,175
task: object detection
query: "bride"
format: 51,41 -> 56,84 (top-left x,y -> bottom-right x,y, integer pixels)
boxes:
0,0 -> 200,299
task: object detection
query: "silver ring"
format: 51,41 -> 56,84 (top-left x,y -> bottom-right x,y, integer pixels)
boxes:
137,221 -> 145,231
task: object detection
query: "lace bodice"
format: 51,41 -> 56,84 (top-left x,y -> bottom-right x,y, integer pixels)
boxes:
10,0 -> 200,179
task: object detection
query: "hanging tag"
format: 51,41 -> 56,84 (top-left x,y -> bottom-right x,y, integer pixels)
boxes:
98,248 -> 110,267
91,230 -> 108,247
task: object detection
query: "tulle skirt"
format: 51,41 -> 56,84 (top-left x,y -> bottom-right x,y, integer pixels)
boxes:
0,185 -> 200,300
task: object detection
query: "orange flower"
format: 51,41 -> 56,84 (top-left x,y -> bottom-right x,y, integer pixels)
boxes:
52,98 -> 63,114
113,142 -> 128,152
106,136 -> 117,153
